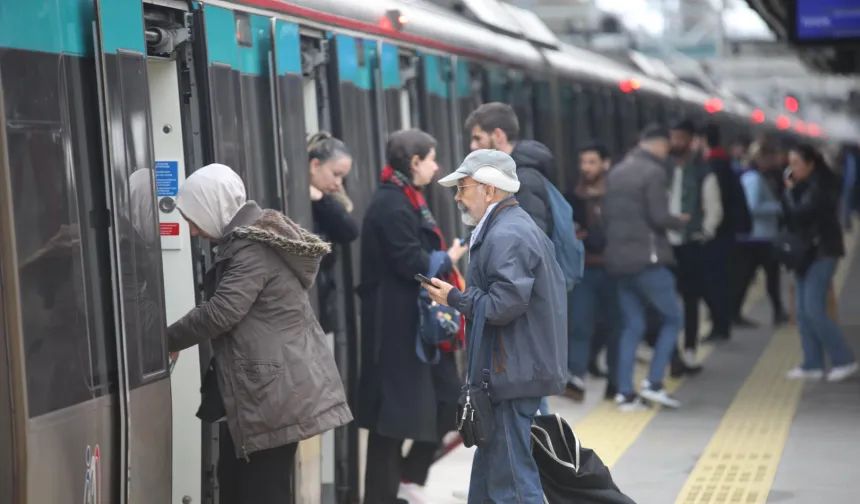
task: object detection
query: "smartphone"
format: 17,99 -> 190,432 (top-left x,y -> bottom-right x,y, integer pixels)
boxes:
414,273 -> 433,284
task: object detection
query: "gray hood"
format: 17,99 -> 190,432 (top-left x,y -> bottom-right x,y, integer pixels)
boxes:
227,206 -> 332,289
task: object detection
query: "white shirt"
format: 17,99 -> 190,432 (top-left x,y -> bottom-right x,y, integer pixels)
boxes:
667,166 -> 723,245
469,202 -> 499,262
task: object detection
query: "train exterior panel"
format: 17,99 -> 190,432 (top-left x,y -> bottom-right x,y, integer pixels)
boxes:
0,1 -> 828,504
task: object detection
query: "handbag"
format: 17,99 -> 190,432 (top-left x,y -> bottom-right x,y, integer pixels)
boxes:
772,231 -> 815,271
531,414 -> 637,504
416,252 -> 464,364
457,295 -> 495,449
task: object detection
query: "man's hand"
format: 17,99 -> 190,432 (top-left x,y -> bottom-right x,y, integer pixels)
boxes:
169,351 -> 179,362
423,277 -> 455,306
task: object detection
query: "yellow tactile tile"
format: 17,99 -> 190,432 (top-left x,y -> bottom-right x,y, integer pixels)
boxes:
674,225 -> 857,504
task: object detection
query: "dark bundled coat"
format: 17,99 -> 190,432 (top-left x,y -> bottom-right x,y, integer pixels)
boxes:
168,202 -> 353,458
510,140 -> 556,236
782,168 -> 845,259
312,194 -> 359,333
355,184 -> 461,443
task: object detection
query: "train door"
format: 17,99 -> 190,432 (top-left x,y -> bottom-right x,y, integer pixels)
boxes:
418,53 -> 463,244
326,33 -> 384,504
93,1 -> 172,503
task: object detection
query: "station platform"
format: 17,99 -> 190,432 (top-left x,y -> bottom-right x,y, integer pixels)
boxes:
422,227 -> 860,504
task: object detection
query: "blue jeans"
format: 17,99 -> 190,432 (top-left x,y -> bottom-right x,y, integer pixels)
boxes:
568,267 -> 620,386
468,397 -> 543,503
538,397 -> 550,415
795,258 -> 855,370
616,267 -> 683,395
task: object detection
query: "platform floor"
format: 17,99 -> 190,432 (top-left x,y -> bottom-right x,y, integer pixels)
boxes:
422,228 -> 860,504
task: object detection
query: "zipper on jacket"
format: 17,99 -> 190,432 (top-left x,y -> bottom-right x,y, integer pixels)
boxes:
649,232 -> 658,263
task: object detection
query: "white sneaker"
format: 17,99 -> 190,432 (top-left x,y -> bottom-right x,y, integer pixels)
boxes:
826,362 -> 859,382
398,483 -> 433,504
785,367 -> 824,380
615,393 -> 652,412
452,489 -> 469,501
639,380 -> 681,408
682,349 -> 698,367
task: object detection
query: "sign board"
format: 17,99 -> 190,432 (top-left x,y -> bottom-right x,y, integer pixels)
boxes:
160,223 -> 180,236
155,161 -> 179,197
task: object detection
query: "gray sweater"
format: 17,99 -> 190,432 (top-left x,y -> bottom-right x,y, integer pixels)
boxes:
602,148 -> 687,276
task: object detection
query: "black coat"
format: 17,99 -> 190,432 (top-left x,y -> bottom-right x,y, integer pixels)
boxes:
782,168 -> 845,259
355,184 -> 460,442
510,140 -> 556,236
312,194 -> 359,333
706,153 -> 751,237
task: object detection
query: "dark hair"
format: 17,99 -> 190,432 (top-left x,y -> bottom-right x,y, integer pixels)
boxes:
308,131 -> 351,164
464,102 -> 520,142
386,129 -> 437,175
755,135 -> 779,157
640,123 -> 669,142
702,122 -> 721,148
790,143 -> 828,170
578,142 -> 610,160
670,118 -> 696,134
733,135 -> 752,150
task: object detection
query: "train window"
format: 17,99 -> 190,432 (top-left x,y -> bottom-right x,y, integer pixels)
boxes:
115,52 -> 169,386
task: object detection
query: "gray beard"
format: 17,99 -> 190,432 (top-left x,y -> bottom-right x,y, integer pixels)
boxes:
458,202 -> 480,226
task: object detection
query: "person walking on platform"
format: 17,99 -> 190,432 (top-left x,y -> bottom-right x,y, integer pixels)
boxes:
565,142 -> 620,401
781,144 -> 858,382
166,163 -> 353,504
424,149 -> 567,503
603,125 -> 688,411
356,129 -> 468,504
667,119 -> 723,368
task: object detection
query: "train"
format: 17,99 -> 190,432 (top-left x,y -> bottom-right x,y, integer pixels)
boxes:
0,1 -> 830,504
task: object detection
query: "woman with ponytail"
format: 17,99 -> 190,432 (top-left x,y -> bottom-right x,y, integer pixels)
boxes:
781,144 -> 857,382
307,131 -> 359,334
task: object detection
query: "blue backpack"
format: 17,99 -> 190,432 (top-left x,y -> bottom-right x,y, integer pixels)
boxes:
416,251 -> 463,364
544,178 -> 585,291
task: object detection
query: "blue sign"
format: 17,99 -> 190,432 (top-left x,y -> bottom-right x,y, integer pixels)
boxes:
155,161 -> 179,197
796,1 -> 860,41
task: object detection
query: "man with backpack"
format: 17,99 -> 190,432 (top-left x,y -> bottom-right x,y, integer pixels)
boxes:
464,102 -> 585,404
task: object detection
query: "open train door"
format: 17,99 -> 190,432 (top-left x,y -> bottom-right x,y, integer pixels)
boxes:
92,1 -> 172,502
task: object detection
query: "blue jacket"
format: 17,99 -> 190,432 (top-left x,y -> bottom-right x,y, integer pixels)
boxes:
447,198 -> 567,401
740,170 -> 782,241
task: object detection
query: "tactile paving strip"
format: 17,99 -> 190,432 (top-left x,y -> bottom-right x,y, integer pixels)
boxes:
673,328 -> 802,504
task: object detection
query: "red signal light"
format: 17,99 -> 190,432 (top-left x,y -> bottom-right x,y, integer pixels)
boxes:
776,115 -> 790,130
704,98 -> 723,114
619,79 -> 640,93
751,109 -> 765,123
785,95 -> 799,113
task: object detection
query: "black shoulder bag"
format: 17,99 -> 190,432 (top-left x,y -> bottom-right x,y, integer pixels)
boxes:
457,295 -> 495,448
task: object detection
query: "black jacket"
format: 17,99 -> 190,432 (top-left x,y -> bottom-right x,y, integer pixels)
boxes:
705,151 -> 751,237
510,140 -> 555,237
312,194 -> 358,333
782,168 -> 845,259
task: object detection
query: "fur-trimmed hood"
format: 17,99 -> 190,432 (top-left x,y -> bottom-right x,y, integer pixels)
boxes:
224,203 -> 332,289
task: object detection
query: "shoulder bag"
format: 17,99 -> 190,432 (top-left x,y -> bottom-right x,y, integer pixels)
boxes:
457,295 -> 495,448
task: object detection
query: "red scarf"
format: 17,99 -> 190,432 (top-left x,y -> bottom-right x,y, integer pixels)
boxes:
381,166 -> 466,352
705,146 -> 728,161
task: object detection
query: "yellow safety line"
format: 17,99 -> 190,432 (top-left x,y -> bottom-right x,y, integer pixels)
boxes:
674,226 -> 858,504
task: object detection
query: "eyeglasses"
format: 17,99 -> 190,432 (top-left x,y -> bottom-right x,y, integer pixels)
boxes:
455,183 -> 479,195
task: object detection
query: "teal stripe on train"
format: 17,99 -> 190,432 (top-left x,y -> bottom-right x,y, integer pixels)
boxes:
204,5 -> 239,68
331,34 -> 372,90
274,19 -> 301,75
455,59 -> 471,99
380,42 -> 400,89
99,0 -> 146,54
0,0 -> 94,55
421,53 -> 449,98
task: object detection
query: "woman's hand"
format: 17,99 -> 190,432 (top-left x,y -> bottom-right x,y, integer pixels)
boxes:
447,240 -> 469,263
310,185 -> 324,201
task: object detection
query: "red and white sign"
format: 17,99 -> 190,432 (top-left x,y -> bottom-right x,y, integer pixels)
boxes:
160,223 -> 180,236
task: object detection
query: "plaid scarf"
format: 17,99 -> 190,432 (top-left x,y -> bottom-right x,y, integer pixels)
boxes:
380,165 -> 466,352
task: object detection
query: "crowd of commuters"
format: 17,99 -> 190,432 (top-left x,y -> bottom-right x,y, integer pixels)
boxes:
163,98 -> 859,503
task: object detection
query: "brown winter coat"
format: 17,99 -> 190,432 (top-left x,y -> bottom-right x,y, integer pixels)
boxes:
168,202 -> 353,458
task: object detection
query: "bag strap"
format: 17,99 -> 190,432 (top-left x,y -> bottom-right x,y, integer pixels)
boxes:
465,295 -> 490,386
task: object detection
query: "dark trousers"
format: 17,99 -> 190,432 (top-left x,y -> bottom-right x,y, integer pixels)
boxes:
674,242 -> 704,350
733,241 -> 784,319
364,431 -> 443,503
701,236 -> 732,337
218,423 -> 298,504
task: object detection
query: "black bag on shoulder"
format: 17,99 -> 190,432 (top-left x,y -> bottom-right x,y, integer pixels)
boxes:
772,231 -> 816,271
457,295 -> 495,448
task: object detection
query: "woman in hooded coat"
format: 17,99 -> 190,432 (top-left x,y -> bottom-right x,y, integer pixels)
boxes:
167,163 -> 353,504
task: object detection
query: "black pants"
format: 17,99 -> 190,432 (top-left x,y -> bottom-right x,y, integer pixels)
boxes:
674,243 -> 705,350
364,430 -> 444,504
701,236 -> 732,337
733,242 -> 784,319
218,423 -> 299,504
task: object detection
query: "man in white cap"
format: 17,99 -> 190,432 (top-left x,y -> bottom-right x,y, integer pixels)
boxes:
422,149 -> 567,503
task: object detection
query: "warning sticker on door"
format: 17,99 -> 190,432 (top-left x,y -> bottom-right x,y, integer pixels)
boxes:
155,161 -> 179,197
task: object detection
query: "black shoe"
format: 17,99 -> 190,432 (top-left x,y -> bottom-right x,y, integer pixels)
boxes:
732,316 -> 757,328
704,331 -> 730,344
588,359 -> 607,379
563,378 -> 585,402
671,354 -> 703,379
604,383 -> 617,400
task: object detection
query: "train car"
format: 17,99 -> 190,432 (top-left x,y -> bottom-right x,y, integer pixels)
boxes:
0,1 -> 826,504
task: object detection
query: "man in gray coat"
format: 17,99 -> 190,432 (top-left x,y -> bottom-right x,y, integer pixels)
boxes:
423,149 -> 567,503
603,125 -> 689,412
